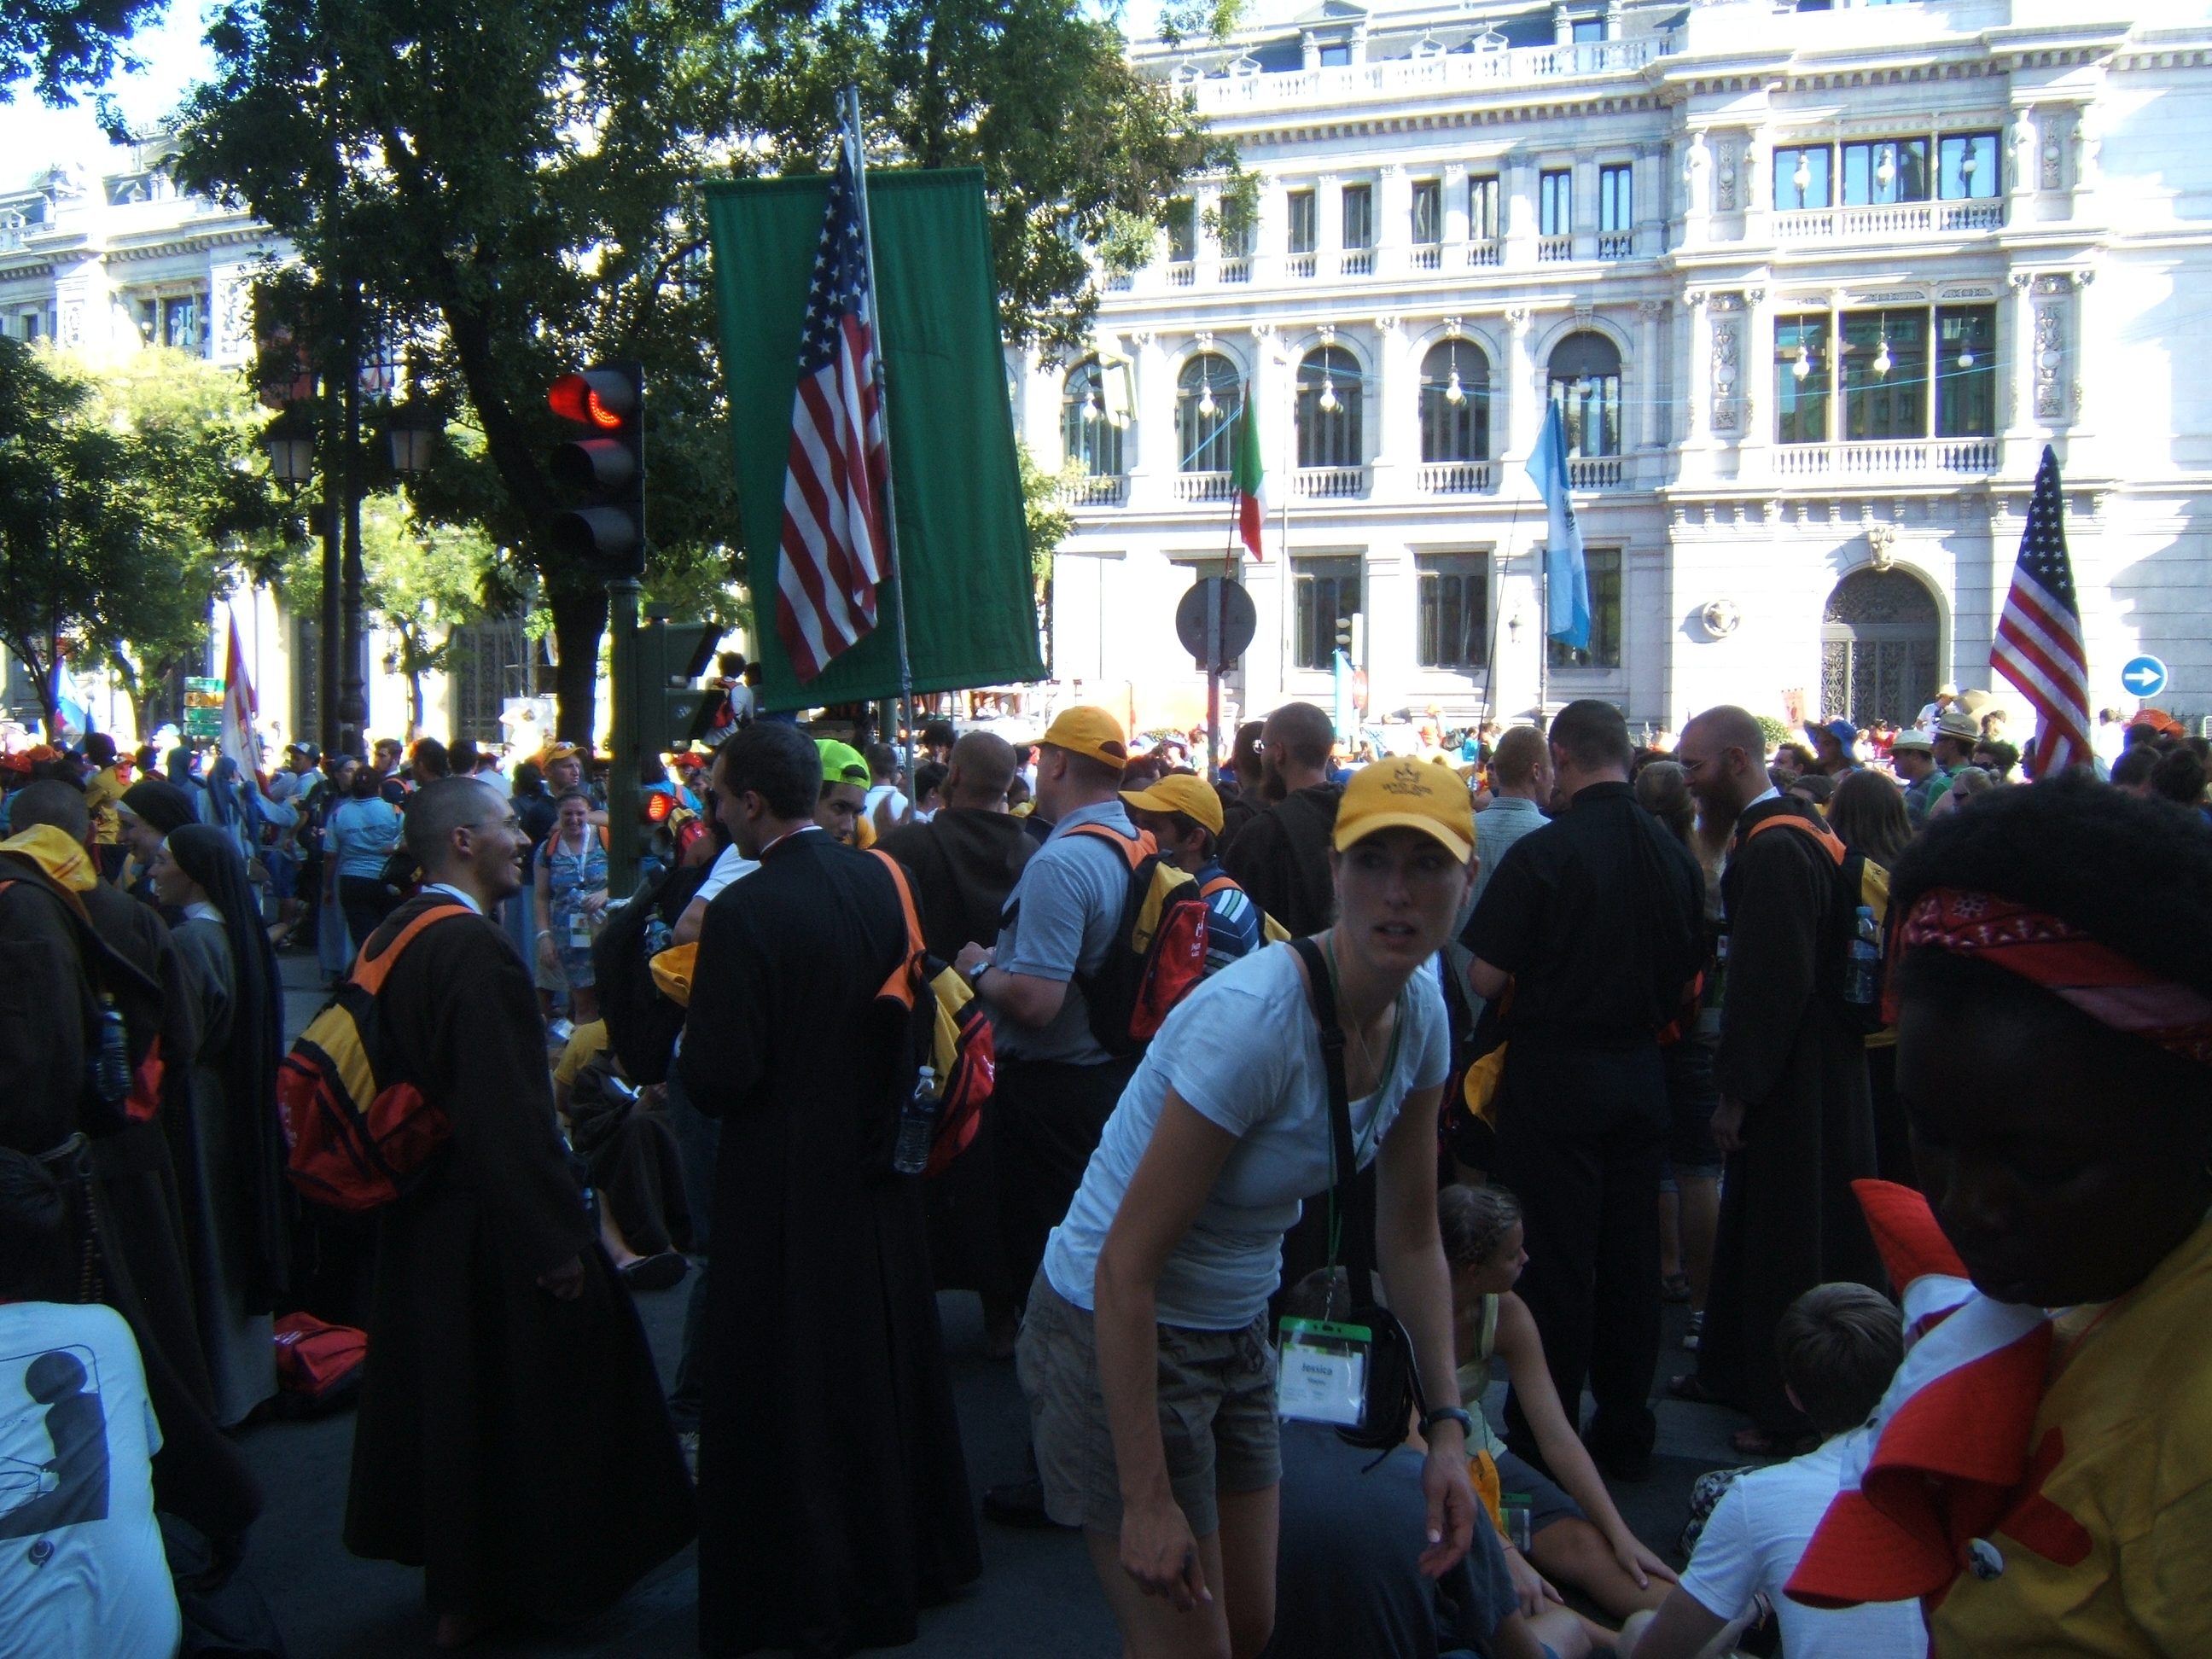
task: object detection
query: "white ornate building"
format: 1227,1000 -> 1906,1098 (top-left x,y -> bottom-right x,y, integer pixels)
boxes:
1013,0 -> 2212,739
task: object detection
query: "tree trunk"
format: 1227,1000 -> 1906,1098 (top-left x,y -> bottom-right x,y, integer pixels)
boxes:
547,581 -> 608,744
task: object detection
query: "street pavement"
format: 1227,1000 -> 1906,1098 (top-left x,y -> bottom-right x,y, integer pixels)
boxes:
248,949 -> 1758,1656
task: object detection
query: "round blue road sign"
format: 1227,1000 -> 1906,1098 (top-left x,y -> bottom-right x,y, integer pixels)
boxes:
2121,655 -> 2168,699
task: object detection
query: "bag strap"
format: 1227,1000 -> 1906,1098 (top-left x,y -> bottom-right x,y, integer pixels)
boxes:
867,848 -> 928,1010
351,904 -> 474,995
1065,820 -> 1160,870
1199,875 -> 1240,899
1289,934 -> 1378,1317
1743,812 -> 1847,866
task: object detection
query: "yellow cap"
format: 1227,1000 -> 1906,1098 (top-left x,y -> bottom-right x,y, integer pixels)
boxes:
816,738 -> 870,787
1040,706 -> 1129,771
541,742 -> 586,765
1120,772 -> 1224,835
1331,757 -> 1475,863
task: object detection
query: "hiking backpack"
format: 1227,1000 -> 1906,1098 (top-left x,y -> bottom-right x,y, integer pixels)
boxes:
276,904 -> 473,1210
1197,873 -> 1294,947
591,858 -> 711,1086
1064,824 -> 1211,1057
1738,813 -> 1891,1037
866,850 -> 997,1177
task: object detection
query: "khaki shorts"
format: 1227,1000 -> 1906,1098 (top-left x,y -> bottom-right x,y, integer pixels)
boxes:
1018,1270 -> 1279,1537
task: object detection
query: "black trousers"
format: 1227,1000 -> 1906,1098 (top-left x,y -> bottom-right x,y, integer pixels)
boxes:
1491,1031 -> 1668,1470
338,875 -> 399,959
992,1054 -> 1140,1300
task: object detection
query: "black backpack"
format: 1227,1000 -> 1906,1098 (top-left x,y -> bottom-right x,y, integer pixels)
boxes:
592,859 -> 711,1085
1733,813 -> 1891,1038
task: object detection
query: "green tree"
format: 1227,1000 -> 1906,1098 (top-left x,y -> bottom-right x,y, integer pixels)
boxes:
356,496 -> 496,738
3,0 -> 167,108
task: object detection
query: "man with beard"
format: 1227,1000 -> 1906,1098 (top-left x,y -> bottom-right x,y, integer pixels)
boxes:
679,725 -> 980,1656
1670,706 -> 1882,1458
344,778 -> 692,1649
1220,701 -> 1343,935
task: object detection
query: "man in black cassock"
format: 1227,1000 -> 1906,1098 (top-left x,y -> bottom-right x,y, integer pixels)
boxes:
680,724 -> 980,1659
1677,707 -> 1883,1452
343,778 -> 692,1649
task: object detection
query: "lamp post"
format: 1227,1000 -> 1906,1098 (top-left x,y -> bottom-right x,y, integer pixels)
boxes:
387,397 -> 438,478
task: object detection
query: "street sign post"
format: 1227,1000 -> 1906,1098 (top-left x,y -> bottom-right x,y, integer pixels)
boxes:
2122,655 -> 2168,701
1176,578 -> 1257,781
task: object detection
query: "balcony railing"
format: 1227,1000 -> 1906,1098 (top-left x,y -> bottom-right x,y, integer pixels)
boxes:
1568,456 -> 1626,489
1056,474 -> 1128,507
1598,230 -> 1636,259
1411,244 -> 1441,271
1465,240 -> 1501,268
1176,471 -> 1237,503
1772,438 -> 1998,478
1104,271 -> 1134,292
1286,252 -> 1317,278
1166,261 -> 1195,287
1417,462 -> 1497,494
1537,235 -> 1574,263
1179,33 -> 1676,114
1339,248 -> 1375,276
1220,258 -> 1250,283
1294,465 -> 1370,499
1773,200 -> 2006,241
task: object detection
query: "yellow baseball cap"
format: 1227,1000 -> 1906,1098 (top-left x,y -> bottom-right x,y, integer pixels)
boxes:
1040,706 -> 1129,771
816,739 -> 870,787
1120,772 -> 1224,835
541,742 -> 586,765
1332,757 -> 1475,863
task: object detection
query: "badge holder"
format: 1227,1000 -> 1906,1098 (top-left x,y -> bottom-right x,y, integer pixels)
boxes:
1277,1316 -> 1372,1427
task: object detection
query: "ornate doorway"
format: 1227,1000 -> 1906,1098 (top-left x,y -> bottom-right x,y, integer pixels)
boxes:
1821,568 -> 1940,727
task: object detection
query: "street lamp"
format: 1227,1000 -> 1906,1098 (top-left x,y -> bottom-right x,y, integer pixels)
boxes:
264,409 -> 316,486
387,397 -> 438,476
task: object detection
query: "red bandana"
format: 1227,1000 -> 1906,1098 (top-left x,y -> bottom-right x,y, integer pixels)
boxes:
1892,887 -> 2212,1066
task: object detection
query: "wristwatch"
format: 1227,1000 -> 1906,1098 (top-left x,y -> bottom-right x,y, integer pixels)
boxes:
1420,1406 -> 1477,1443
965,957 -> 991,987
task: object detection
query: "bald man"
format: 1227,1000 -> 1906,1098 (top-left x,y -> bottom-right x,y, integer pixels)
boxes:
1671,707 -> 1882,1454
1220,701 -> 1342,935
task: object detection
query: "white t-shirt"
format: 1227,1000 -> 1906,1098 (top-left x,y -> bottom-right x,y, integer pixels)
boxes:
695,841 -> 760,905
1044,943 -> 1450,1330
0,1302 -> 180,1659
1677,1429 -> 1925,1659
864,783 -> 910,825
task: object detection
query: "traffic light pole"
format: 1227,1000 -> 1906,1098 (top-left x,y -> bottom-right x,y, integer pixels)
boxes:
607,577 -> 642,897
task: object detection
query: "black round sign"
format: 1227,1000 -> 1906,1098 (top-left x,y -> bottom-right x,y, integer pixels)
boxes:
1175,578 -> 1258,671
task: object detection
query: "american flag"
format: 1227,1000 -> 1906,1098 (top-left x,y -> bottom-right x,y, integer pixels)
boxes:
775,148 -> 888,682
1992,446 -> 2092,774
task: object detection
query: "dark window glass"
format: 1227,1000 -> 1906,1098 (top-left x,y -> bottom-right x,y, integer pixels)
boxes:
1062,358 -> 1125,476
1841,309 -> 1929,439
1841,138 -> 1930,205
1318,42 -> 1351,66
1936,306 -> 1997,437
1287,189 -> 1317,254
1412,180 -> 1441,245
1545,331 -> 1622,457
1549,547 -> 1622,671
1418,555 -> 1490,668
1599,165 -> 1633,232
1167,198 -> 1196,263
1540,169 -> 1573,236
1571,18 -> 1604,41
1773,145 -> 1833,210
1419,340 -> 1491,463
1774,314 -> 1832,444
1295,346 -> 1363,468
1177,352 -> 1242,471
1468,175 -> 1500,240
1342,183 -> 1373,250
1938,133 -> 2000,200
1294,557 -> 1361,670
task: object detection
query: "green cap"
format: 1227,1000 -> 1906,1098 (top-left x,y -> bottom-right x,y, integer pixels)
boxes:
816,738 -> 870,787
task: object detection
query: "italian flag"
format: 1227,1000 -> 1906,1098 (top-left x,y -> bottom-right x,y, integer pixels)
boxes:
1232,382 -> 1266,561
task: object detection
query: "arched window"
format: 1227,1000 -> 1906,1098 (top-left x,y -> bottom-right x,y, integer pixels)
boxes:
1546,330 -> 1623,457
1822,568 -> 1941,727
1062,358 -> 1123,477
1296,345 -> 1363,468
1419,339 -> 1491,463
1177,352 -> 1241,472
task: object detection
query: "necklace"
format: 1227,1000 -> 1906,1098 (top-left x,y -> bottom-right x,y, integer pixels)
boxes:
1324,935 -> 1404,1101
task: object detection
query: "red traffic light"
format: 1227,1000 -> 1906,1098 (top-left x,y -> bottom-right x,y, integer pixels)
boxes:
549,371 -> 633,429
644,789 -> 672,824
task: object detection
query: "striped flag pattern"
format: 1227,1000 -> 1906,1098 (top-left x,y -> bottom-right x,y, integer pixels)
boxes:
1992,446 -> 2093,773
774,148 -> 889,682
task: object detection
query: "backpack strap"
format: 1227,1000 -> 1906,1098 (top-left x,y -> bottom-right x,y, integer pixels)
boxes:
1287,933 -> 1379,1317
1199,875 -> 1241,899
351,904 -> 474,995
1743,812 -> 1847,866
867,848 -> 928,1010
1065,820 -> 1160,867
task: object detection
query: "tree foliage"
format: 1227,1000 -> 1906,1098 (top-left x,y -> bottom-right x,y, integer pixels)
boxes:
1,0 -> 167,109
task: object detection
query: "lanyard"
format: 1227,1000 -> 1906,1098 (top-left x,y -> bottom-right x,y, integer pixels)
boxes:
1321,938 -> 1408,1277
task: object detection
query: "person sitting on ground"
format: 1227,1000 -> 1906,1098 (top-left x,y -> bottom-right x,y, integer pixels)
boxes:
1617,1284 -> 1921,1659
1264,1266 -> 1589,1659
0,1147 -> 182,1659
1440,1185 -> 1677,1622
1120,770 -> 1264,977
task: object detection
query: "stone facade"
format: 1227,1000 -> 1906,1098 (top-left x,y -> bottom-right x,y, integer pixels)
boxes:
1021,0 -> 2212,737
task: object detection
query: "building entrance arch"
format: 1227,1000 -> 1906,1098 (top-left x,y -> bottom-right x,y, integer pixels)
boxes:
1820,567 -> 1941,727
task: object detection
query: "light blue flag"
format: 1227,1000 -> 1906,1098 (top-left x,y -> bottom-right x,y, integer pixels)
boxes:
1526,401 -> 1591,651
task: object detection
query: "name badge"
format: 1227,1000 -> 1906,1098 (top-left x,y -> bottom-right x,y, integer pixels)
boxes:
1277,1317 -> 1371,1427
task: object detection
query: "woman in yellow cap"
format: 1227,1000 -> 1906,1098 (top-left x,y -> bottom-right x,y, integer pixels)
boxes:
1019,758 -> 1483,1659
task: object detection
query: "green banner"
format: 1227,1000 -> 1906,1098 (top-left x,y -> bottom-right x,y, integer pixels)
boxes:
706,168 -> 1045,711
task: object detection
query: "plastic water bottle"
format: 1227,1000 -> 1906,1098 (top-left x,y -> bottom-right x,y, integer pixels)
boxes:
94,996 -> 131,1105
1845,905 -> 1881,1005
893,1067 -> 939,1176
643,915 -> 673,958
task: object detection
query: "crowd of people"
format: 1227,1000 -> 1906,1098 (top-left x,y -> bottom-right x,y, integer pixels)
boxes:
1,679 -> 2209,1659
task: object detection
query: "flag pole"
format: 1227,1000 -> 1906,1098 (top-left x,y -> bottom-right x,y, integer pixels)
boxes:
842,85 -> 915,784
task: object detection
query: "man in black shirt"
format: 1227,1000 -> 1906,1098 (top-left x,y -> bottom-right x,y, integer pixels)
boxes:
1462,700 -> 1704,1481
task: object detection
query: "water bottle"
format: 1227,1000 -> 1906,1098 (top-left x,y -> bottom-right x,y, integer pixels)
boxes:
893,1066 -> 939,1176
643,915 -> 674,958
1845,905 -> 1881,1005
94,995 -> 131,1105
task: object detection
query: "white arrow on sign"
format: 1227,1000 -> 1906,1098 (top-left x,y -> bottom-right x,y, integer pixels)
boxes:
2122,656 -> 2168,696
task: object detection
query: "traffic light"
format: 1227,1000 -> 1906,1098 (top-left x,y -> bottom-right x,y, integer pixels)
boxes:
547,359 -> 644,577
1334,612 -> 1355,662
634,616 -> 723,750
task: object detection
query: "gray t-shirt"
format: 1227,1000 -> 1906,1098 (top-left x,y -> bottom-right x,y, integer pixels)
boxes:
1044,943 -> 1450,1329
990,800 -> 1135,1066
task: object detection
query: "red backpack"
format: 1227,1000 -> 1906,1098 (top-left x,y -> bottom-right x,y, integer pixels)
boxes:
276,905 -> 472,1210
1063,824 -> 1210,1057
